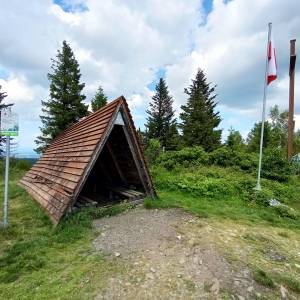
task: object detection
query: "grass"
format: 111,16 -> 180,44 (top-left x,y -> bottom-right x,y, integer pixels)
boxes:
0,168 -> 132,299
145,164 -> 300,297
253,269 -> 274,288
277,276 -> 300,293
146,165 -> 300,230
1,161 -> 300,298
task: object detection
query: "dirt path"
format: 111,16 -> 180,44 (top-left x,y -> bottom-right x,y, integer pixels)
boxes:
93,207 -> 266,299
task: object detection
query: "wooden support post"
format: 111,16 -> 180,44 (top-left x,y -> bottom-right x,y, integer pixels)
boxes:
106,142 -> 127,185
288,39 -> 297,160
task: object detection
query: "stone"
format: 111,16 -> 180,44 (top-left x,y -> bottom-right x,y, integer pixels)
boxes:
176,235 -> 182,240
295,263 -> 300,269
210,279 -> 220,294
266,249 -> 286,262
150,267 -> 156,273
179,258 -> 185,264
237,296 -> 245,300
146,273 -> 154,280
247,286 -> 254,292
280,285 -> 288,299
114,252 -> 121,257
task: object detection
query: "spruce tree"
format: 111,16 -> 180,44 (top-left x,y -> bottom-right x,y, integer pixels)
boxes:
180,69 -> 221,151
0,85 -> 9,158
226,127 -> 244,150
91,86 -> 108,112
145,78 -> 177,148
246,121 -> 272,152
35,41 -> 88,153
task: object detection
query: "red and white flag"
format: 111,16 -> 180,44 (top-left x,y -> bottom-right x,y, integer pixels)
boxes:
267,30 -> 277,85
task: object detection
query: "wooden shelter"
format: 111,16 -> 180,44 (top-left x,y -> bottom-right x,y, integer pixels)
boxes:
20,96 -> 156,224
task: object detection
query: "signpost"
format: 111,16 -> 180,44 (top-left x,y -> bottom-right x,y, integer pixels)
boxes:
0,106 -> 18,228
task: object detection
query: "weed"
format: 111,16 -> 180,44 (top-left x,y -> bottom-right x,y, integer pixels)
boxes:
277,231 -> 289,238
277,275 -> 300,293
253,269 -> 274,288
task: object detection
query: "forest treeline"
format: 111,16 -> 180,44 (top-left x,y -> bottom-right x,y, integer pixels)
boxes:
1,40 -> 299,159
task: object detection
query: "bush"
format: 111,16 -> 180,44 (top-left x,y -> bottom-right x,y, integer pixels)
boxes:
248,189 -> 274,206
145,139 -> 161,165
209,147 -> 234,167
209,147 -> 257,171
262,148 -> 292,182
153,169 -> 236,199
157,146 -> 209,170
272,206 -> 299,220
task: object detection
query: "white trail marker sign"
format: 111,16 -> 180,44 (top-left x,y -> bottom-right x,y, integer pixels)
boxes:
0,106 -> 18,228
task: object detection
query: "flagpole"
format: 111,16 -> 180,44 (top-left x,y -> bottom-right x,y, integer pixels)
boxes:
255,22 -> 272,191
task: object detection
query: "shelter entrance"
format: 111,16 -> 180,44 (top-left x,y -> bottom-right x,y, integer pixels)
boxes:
77,124 -> 146,207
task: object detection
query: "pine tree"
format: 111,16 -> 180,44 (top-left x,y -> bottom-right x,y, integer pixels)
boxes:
35,41 -> 88,153
246,121 -> 272,152
91,86 -> 108,112
0,85 -> 9,158
145,78 -> 177,148
269,105 -> 288,150
226,127 -> 244,150
180,69 -> 221,151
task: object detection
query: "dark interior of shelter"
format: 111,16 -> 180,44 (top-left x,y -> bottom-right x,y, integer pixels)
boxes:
76,124 -> 146,208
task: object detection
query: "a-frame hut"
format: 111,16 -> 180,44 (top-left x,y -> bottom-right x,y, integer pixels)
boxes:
20,96 -> 156,224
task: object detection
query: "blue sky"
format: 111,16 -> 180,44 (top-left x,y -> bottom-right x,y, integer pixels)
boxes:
0,0 -> 299,157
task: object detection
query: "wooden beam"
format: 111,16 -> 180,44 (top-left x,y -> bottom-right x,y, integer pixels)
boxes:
288,39 -> 297,160
120,107 -> 156,198
71,102 -> 122,207
121,124 -> 150,194
106,142 -> 127,185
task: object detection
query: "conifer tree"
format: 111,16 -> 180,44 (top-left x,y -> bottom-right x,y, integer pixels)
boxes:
0,85 -> 9,157
145,78 -> 177,148
246,121 -> 272,152
35,41 -> 88,153
180,69 -> 221,151
226,127 -> 244,150
91,86 -> 108,112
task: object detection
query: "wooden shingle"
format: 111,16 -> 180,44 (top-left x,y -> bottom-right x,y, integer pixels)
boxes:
20,96 -> 155,224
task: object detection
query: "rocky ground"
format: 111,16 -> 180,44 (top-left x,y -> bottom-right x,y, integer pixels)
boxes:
93,207 -> 271,299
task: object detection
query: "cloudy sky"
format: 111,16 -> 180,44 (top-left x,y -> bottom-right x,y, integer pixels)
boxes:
0,0 -> 299,157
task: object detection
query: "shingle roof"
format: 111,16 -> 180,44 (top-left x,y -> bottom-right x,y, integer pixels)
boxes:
20,96 -> 155,224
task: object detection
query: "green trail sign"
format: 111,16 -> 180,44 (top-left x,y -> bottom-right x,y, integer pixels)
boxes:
0,106 -> 18,228
0,108 -> 19,136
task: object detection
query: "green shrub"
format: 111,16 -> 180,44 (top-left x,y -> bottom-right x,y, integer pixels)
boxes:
209,147 -> 257,171
248,189 -> 274,206
145,139 -> 161,165
262,148 -> 292,182
157,146 -> 209,170
291,154 -> 300,175
209,147 -> 234,167
272,206 -> 299,220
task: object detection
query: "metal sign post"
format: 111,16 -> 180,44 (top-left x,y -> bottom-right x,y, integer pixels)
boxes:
1,106 -> 18,228
3,136 -> 10,227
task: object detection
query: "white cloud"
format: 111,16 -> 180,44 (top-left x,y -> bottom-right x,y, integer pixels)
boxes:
0,0 -> 300,154
166,0 -> 300,134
